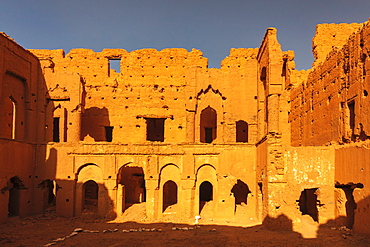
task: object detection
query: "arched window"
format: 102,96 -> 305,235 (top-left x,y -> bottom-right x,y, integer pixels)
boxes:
236,120 -> 248,142
3,97 -> 16,139
200,107 -> 217,143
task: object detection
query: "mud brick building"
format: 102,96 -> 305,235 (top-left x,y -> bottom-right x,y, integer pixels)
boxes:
1,19 -> 369,237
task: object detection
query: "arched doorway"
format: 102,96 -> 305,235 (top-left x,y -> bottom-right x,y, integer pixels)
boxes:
200,107 -> 217,143
199,181 -> 213,213
83,180 -> 98,213
163,180 -> 178,212
118,166 -> 145,212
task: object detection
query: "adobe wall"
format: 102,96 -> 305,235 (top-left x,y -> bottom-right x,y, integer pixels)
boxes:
335,145 -> 370,237
0,33 -> 49,222
290,21 -> 370,146
30,47 -> 259,145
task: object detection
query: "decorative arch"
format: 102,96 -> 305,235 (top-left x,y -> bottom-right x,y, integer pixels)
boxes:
75,163 -> 104,216
76,163 -> 99,176
195,164 -> 217,216
195,85 -> 225,143
159,164 -> 181,216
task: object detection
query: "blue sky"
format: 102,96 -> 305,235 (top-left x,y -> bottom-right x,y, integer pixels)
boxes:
1,0 -> 369,69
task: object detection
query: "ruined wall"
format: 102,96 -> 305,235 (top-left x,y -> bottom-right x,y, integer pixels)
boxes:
30,47 -> 259,145
290,21 -> 370,146
43,142 -> 257,222
0,33 -> 49,222
335,145 -> 370,237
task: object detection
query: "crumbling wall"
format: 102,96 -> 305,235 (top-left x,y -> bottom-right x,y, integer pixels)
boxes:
30,47 -> 259,144
0,33 -> 49,222
290,20 -> 370,146
335,145 -> 370,237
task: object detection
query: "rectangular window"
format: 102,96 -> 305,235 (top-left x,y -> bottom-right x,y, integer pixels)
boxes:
105,126 -> 114,142
109,59 -> 121,74
53,117 -> 60,142
348,101 -> 355,132
146,118 -> 165,142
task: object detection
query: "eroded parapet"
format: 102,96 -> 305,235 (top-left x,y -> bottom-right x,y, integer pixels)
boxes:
290,19 -> 370,146
312,22 -> 362,67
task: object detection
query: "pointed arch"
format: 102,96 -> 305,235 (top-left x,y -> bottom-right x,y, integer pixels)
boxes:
200,106 -> 217,143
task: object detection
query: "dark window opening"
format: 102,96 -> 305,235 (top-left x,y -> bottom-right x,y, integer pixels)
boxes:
109,59 -> 121,74
4,97 -> 16,139
163,180 -> 178,212
118,166 -> 146,212
260,67 -> 267,90
146,118 -> 165,142
200,107 -> 217,143
53,117 -> 60,142
348,101 -> 355,138
236,120 -> 248,142
297,188 -> 319,222
83,180 -> 98,213
105,126 -> 114,142
199,181 -> 213,213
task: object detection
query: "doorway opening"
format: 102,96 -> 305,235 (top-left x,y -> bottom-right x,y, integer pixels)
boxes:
83,180 -> 98,213
163,180 -> 178,212
8,176 -> 26,217
118,166 -> 146,211
199,181 -> 213,213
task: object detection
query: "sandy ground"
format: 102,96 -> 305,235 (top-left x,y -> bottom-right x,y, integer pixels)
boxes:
1,208 -> 369,247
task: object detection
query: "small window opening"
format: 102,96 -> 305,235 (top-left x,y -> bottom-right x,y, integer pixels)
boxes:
105,126 -> 114,142
236,120 -> 248,142
109,59 -> 121,73
297,188 -> 319,222
53,117 -> 60,142
4,97 -> 16,139
348,101 -> 355,138
146,118 -> 165,142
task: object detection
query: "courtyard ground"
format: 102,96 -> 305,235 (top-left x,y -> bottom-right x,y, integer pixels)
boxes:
1,208 -> 369,247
